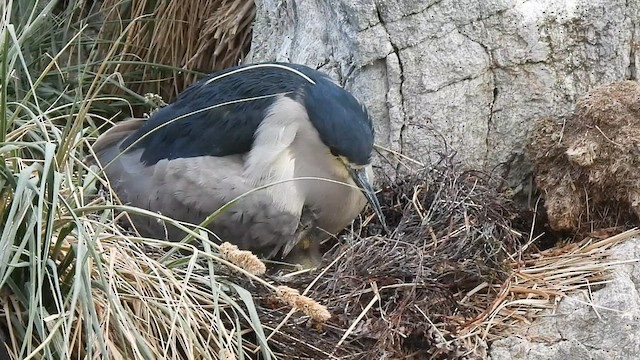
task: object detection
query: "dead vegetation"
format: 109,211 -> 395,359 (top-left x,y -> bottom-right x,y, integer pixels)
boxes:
96,0 -> 255,103
217,157 -> 637,359
529,81 -> 640,235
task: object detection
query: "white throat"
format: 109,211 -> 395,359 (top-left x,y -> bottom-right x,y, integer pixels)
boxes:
242,95 -> 368,231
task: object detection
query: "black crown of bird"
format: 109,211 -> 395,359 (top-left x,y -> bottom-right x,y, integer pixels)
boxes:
91,62 -> 387,268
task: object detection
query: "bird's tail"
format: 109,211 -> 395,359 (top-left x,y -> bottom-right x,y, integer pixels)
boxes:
84,118 -> 145,166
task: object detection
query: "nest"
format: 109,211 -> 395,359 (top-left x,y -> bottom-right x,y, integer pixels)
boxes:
528,80 -> 640,235
232,158 -> 526,359
216,155 -> 636,359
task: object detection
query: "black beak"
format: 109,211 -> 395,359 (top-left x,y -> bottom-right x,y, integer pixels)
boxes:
349,167 -> 389,233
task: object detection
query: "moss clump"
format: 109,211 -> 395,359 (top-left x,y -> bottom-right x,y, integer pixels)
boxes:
529,81 -> 640,234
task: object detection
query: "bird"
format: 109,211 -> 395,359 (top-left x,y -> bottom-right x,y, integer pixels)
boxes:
91,62 -> 387,268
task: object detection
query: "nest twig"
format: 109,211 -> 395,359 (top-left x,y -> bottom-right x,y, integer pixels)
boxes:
226,158 -> 522,359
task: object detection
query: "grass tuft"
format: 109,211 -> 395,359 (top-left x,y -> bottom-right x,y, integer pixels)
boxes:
0,1 -> 277,359
96,0 -> 254,106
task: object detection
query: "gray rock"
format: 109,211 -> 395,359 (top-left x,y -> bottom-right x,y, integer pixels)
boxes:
248,0 -> 637,187
248,3 -> 640,357
489,239 -> 640,360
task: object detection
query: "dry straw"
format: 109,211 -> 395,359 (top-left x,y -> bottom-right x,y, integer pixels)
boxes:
97,0 -> 255,102
457,228 -> 640,350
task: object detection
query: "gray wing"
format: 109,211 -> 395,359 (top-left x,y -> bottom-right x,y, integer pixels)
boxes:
93,121 -> 303,258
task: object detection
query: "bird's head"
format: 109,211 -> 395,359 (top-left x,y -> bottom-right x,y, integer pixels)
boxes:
296,71 -> 388,232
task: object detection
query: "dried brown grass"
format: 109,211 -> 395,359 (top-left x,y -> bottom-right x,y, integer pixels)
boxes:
96,0 -> 255,103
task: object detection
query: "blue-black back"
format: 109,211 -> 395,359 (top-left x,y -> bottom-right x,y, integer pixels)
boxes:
121,62 -> 374,166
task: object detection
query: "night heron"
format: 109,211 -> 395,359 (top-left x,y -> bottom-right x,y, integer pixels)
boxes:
92,62 -> 386,267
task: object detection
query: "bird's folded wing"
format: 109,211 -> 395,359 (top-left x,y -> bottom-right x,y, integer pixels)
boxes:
96,140 -> 301,256
155,155 -> 303,256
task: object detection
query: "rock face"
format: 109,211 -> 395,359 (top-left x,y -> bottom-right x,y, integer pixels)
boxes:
489,239 -> 640,360
248,0 -> 638,186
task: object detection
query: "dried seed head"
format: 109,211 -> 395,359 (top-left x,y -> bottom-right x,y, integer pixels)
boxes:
219,242 -> 266,275
275,285 -> 331,322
